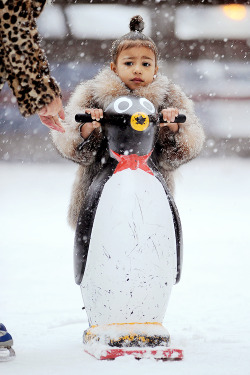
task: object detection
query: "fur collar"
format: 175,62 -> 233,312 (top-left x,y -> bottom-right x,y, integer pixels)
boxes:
89,67 -> 170,110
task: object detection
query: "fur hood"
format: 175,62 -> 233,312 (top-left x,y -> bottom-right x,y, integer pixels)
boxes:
52,67 -> 205,229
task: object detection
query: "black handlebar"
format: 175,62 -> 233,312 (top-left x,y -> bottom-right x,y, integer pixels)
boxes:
75,113 -> 186,124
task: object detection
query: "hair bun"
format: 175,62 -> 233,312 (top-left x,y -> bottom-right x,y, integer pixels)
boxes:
129,15 -> 144,32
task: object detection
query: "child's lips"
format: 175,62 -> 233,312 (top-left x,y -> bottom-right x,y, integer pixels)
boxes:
131,77 -> 144,83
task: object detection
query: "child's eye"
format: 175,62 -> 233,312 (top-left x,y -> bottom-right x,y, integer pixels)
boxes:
125,62 -> 133,66
143,62 -> 151,67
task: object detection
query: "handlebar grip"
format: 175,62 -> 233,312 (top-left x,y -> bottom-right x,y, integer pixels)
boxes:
159,114 -> 186,123
75,113 -> 93,123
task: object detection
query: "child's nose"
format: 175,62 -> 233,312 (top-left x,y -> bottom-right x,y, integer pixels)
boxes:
133,64 -> 142,74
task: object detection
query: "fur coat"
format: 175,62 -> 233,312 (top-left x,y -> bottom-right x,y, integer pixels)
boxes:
0,0 -> 61,117
52,68 -> 205,229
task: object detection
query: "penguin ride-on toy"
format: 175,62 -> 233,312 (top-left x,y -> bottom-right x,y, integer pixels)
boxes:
74,96 -> 185,360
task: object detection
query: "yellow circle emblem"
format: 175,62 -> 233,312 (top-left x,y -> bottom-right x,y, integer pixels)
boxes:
130,112 -> 149,132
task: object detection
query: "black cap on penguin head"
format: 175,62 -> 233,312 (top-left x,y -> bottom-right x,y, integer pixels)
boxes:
111,15 -> 158,64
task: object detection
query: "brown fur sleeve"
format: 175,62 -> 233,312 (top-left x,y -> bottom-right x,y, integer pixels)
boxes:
51,80 -> 104,165
156,82 -> 205,171
0,0 -> 61,117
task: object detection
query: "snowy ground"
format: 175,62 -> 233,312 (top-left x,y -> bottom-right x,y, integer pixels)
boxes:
0,157 -> 249,374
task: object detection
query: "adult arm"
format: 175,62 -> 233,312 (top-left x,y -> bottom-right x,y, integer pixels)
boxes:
0,0 -> 64,131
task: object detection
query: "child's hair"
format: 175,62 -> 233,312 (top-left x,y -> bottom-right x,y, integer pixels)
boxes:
111,15 -> 158,64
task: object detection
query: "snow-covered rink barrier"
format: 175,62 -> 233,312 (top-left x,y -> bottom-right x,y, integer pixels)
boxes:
0,157 -> 249,374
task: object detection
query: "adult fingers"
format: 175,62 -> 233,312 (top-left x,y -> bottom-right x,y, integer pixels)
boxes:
39,115 -> 65,133
52,115 -> 65,130
58,107 -> 65,120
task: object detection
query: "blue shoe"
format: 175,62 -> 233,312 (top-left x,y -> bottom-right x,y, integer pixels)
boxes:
0,324 -> 13,348
0,324 -> 7,331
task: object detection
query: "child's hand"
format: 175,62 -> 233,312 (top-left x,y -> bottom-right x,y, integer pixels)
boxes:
80,108 -> 103,139
160,108 -> 179,132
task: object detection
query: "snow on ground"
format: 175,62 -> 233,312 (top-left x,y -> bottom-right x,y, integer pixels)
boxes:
0,157 -> 249,374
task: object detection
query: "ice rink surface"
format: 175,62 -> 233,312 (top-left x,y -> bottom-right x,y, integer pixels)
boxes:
0,157 -> 249,374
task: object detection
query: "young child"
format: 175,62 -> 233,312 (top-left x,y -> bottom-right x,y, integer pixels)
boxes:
52,15 -> 205,230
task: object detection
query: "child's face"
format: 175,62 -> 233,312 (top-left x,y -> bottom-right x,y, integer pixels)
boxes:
110,46 -> 158,91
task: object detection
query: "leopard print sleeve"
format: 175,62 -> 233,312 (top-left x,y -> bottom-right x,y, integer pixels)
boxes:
0,0 -> 61,117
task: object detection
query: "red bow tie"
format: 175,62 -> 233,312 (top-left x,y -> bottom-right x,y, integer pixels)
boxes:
111,150 -> 153,176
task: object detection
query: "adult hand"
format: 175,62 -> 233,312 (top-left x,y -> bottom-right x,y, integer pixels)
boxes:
38,97 -> 65,133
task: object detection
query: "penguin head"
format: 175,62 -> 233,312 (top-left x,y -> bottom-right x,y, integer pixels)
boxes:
104,96 -> 158,156
105,96 -> 156,132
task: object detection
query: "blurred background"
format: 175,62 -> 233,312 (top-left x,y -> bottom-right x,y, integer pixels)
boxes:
0,0 -> 250,162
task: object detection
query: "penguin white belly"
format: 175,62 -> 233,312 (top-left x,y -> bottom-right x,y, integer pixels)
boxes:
80,169 -> 177,326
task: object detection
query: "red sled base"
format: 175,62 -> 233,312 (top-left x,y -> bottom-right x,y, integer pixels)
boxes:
84,345 -> 183,361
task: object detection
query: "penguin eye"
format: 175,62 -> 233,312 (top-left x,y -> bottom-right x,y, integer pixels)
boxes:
139,98 -> 155,114
114,97 -> 133,113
